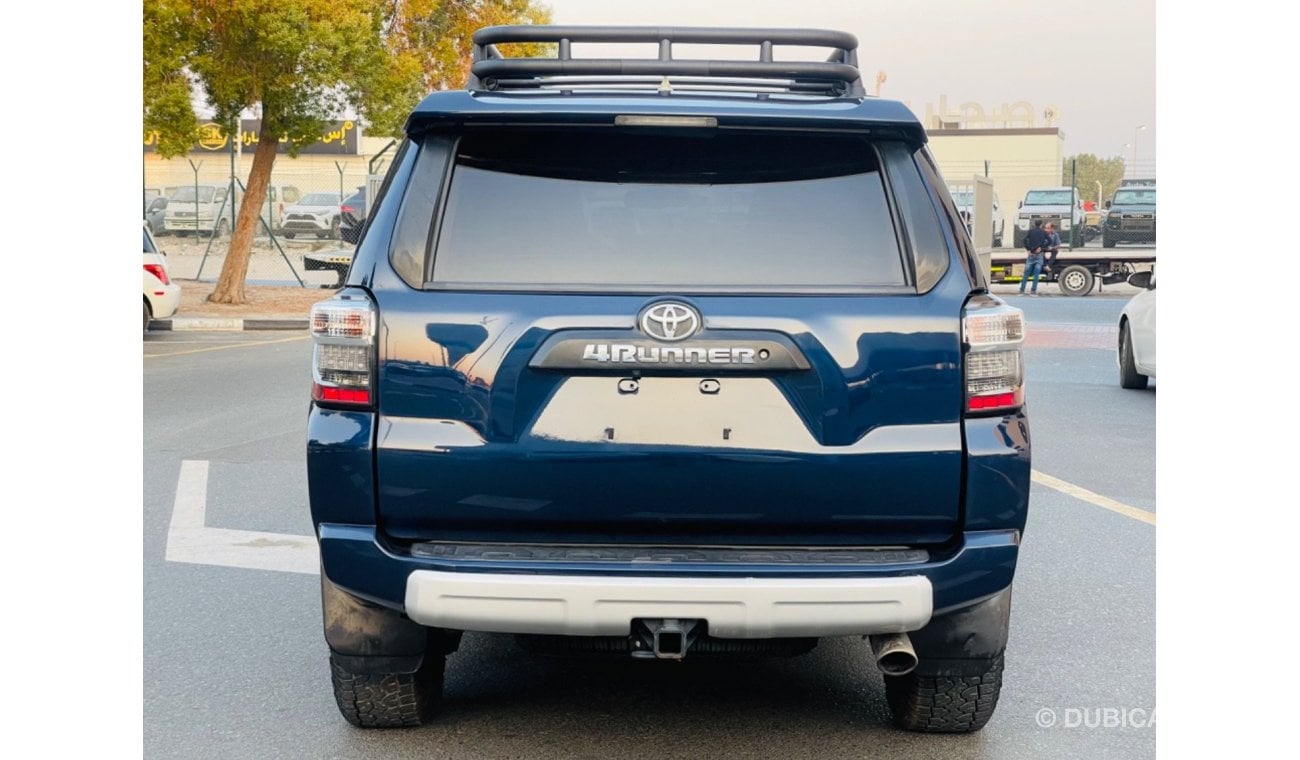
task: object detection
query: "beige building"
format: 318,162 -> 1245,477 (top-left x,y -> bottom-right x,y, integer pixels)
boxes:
927,128 -> 1064,236
908,96 -> 1067,238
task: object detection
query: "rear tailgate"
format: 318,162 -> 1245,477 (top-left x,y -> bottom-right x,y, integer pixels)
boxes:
371,126 -> 970,547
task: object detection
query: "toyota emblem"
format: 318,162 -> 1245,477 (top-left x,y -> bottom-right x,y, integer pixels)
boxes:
639,302 -> 701,342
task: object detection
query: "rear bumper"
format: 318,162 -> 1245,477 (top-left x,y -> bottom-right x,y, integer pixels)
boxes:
164,218 -> 214,232
282,219 -> 331,232
404,570 -> 933,638
318,524 -> 1019,636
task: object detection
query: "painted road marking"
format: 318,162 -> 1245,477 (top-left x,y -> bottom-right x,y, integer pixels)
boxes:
163,462 -> 1153,576
144,335 -> 306,359
166,460 -> 319,575
1033,469 -> 1156,525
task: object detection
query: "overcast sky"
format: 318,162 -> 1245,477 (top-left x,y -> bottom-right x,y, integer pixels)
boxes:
543,0 -> 1155,166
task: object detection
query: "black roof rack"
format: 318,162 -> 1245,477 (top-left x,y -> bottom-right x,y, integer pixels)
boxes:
467,25 -> 865,98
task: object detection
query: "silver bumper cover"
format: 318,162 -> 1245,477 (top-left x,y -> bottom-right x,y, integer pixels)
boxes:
403,570 -> 933,638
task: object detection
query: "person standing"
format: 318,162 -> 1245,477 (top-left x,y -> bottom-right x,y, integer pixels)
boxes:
1020,220 -> 1048,295
1043,221 -> 1063,273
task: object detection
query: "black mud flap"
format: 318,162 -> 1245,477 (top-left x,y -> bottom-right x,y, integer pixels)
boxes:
906,586 -> 1013,677
321,573 -> 460,674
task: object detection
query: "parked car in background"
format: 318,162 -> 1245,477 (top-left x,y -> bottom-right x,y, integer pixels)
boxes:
144,186 -> 179,235
164,182 -> 302,236
143,223 -> 180,332
1118,267 -> 1156,388
281,192 -> 343,239
338,186 -> 367,244
949,186 -> 1005,247
1103,185 -> 1156,247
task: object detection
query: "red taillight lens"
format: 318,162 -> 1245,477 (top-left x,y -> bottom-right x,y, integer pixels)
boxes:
144,263 -> 170,285
963,297 -> 1025,415
310,294 -> 375,408
312,384 -> 371,405
968,392 -> 1019,411
340,205 -> 355,214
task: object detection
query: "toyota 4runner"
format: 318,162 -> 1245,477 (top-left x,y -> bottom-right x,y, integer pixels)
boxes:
308,25 -> 1031,734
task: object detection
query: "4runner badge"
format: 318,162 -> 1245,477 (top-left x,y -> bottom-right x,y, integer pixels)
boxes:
640,302 -> 701,342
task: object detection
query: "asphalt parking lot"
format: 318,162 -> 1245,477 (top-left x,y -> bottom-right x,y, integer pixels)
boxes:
143,295 -> 1155,759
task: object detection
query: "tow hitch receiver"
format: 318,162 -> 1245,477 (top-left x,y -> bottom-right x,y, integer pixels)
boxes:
631,619 -> 701,660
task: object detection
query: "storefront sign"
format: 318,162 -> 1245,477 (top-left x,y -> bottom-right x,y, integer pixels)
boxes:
144,119 -> 359,154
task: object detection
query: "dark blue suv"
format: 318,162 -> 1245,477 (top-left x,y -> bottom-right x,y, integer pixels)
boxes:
308,25 -> 1030,733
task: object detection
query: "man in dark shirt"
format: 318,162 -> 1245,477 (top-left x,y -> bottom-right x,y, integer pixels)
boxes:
1020,221 -> 1048,295
1043,222 -> 1063,272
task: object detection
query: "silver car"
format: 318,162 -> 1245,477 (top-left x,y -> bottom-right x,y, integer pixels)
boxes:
280,192 -> 343,239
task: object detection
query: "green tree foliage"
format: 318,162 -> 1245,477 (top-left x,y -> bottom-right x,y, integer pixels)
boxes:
143,0 -> 549,304
384,0 -> 553,97
1062,153 -> 1128,207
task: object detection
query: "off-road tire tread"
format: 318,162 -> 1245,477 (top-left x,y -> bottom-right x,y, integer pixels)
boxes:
329,654 -> 443,728
884,654 -> 1004,733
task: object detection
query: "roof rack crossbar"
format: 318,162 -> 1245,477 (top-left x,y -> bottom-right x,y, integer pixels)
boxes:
482,76 -> 845,95
467,25 -> 865,97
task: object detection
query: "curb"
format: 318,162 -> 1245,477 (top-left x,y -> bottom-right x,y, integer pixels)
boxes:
149,317 -> 308,331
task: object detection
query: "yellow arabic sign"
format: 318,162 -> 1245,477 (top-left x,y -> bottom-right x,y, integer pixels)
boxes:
144,120 -> 358,154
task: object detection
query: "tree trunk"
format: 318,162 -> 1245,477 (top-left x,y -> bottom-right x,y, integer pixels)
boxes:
208,128 -> 279,304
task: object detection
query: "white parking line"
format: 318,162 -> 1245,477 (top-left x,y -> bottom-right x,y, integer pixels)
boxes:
1032,470 -> 1156,525
166,460 -> 319,575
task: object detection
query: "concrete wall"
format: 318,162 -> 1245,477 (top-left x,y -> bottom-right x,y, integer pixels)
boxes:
927,128 -> 1064,238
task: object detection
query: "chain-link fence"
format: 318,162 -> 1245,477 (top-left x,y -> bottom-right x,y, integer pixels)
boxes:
144,151 -> 393,287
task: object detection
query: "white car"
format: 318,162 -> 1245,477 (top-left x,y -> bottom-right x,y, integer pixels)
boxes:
280,192 -> 344,239
1118,267 -> 1156,388
144,223 -> 181,332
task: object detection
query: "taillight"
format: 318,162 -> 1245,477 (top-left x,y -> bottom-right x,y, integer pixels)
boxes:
310,293 -> 375,408
143,263 -> 170,285
340,205 -> 355,214
962,296 -> 1024,415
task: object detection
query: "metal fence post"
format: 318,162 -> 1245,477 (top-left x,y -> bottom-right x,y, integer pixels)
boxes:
186,159 -> 203,239
335,161 -> 345,203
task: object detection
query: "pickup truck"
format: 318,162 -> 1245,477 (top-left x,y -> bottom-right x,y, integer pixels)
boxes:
1103,185 -> 1157,247
308,25 -> 1031,734
1013,186 -> 1086,248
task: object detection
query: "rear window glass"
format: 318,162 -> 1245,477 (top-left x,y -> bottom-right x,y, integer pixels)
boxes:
426,130 -> 907,292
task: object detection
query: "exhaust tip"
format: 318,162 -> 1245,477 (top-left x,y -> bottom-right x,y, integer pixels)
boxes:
869,632 -> 918,677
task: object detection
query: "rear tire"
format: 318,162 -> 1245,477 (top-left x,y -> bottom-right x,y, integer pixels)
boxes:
1119,321 -> 1149,389
330,652 -> 445,728
885,654 -> 1004,733
1057,264 -> 1095,297
215,219 -> 230,238
143,301 -> 152,333
284,232 -> 296,240
1102,234 -> 1117,248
